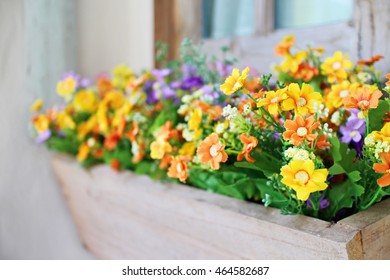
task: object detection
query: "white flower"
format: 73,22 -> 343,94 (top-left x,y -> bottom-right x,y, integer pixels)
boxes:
284,147 -> 313,161
133,112 -> 146,123
87,138 -> 96,147
183,128 -> 194,141
178,104 -> 189,115
176,123 -> 186,130
193,89 -> 203,98
215,122 -> 226,134
330,111 -> 342,126
364,135 -> 375,146
222,104 -> 239,120
181,95 -> 192,104
243,103 -> 252,115
131,141 -> 139,155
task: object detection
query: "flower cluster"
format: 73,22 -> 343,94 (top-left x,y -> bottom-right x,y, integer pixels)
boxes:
31,37 -> 390,221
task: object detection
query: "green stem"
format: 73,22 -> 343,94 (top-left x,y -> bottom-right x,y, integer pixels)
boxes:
360,187 -> 381,210
365,115 -> 370,136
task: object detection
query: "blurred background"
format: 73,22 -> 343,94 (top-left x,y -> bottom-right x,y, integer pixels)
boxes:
1,0 -> 389,259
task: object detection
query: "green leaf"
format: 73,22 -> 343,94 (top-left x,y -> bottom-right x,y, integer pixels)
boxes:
323,181 -> 364,219
368,99 -> 390,131
348,170 -> 361,183
329,137 -> 357,173
329,137 -> 342,162
234,152 -> 282,177
328,163 -> 345,175
253,179 -> 290,209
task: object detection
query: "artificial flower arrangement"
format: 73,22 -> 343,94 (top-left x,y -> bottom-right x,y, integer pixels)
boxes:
30,37 -> 390,222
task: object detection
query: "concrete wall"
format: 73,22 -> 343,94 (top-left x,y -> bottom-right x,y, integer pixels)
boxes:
0,0 -> 153,259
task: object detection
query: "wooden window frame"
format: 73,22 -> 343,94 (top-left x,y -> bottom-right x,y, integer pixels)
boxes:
154,0 -> 389,73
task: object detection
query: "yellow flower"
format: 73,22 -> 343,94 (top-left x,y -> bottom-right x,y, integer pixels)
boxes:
220,67 -> 249,95
281,83 -> 323,115
321,51 -> 353,84
179,142 -> 197,157
277,51 -> 307,74
371,122 -> 390,142
112,65 -> 133,89
188,108 -> 202,130
57,111 -> 75,130
274,35 -> 295,57
281,159 -> 328,201
77,115 -> 97,139
73,90 -> 97,113
96,105 -> 109,135
76,142 -> 90,162
257,88 -> 288,115
30,99 -> 44,112
150,140 -> 172,160
325,81 -> 357,110
103,90 -> 125,109
33,114 -> 49,133
57,77 -> 77,99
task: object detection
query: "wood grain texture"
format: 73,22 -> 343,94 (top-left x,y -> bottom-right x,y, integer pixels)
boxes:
52,155 -> 390,259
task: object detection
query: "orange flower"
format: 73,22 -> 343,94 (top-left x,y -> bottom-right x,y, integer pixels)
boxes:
237,134 -> 258,163
274,35 -> 295,57
97,76 -> 113,98
159,154 -> 172,170
373,152 -> 390,187
292,63 -> 319,82
110,159 -> 120,171
125,122 -> 139,142
283,115 -> 320,146
312,134 -> 331,149
386,73 -> 390,87
167,156 -> 190,183
357,55 -> 384,66
197,133 -> 228,170
104,132 -> 120,151
93,148 -> 104,158
344,86 -> 382,111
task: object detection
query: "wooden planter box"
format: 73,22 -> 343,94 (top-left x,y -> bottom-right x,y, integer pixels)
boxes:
52,154 -> 390,259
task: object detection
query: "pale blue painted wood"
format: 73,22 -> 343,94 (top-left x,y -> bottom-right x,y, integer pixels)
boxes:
24,0 -> 77,105
275,0 -> 354,29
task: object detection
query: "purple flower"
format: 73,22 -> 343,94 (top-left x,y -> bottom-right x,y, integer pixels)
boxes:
179,76 -> 204,90
307,195 -> 330,210
36,129 -> 51,144
63,71 -> 90,89
200,85 -> 220,100
181,64 -> 197,78
152,68 -> 172,83
340,109 -> 366,144
215,61 -> 233,78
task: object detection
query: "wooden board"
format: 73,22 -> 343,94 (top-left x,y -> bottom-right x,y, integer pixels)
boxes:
51,154 -> 390,259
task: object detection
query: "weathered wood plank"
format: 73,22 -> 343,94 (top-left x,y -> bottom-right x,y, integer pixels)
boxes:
52,154 -> 389,259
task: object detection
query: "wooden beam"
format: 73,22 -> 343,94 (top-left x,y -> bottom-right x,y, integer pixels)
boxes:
52,154 -> 390,259
154,0 -> 202,65
154,0 -> 176,64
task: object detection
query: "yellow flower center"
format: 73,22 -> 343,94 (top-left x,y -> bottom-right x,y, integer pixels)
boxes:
358,100 -> 370,108
270,97 -> 279,104
350,131 -> 357,137
297,97 -> 307,106
295,170 -> 309,184
339,90 -> 349,98
210,144 -> 219,157
332,62 -> 342,70
297,127 -> 308,137
233,81 -> 242,90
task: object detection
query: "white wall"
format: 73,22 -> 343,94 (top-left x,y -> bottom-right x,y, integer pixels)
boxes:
77,0 -> 154,77
0,0 -> 154,259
